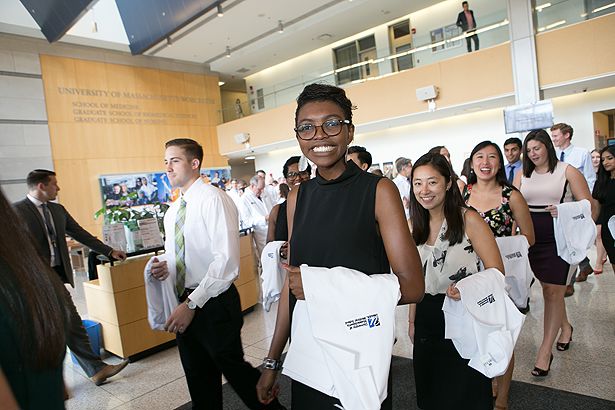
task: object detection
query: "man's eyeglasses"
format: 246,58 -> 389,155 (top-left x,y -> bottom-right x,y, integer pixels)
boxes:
286,171 -> 309,179
294,119 -> 351,140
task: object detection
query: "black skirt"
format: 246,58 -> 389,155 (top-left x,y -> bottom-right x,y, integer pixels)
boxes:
413,293 -> 492,410
528,212 -> 570,285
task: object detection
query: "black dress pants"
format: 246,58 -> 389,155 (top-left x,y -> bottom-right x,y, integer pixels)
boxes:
54,265 -> 105,377
177,284 -> 276,410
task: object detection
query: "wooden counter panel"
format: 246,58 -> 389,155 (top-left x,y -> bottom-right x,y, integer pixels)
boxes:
237,279 -> 260,312
94,317 -> 175,358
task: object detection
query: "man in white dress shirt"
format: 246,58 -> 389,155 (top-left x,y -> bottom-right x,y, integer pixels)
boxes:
550,123 -> 595,293
150,139 -> 283,410
256,169 -> 277,212
240,175 -> 270,262
393,157 -> 412,219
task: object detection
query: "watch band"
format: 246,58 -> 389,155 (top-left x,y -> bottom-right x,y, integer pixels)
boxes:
185,298 -> 197,310
262,357 -> 283,371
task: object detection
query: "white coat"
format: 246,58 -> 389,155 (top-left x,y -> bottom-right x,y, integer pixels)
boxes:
260,241 -> 286,311
282,265 -> 400,410
495,236 -> 533,309
239,188 -> 269,257
554,199 -> 596,265
144,254 -> 178,330
442,268 -> 525,378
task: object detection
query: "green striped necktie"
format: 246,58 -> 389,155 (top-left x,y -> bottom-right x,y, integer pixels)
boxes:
175,198 -> 187,297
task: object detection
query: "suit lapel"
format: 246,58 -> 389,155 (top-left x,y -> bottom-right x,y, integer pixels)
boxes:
23,198 -> 47,235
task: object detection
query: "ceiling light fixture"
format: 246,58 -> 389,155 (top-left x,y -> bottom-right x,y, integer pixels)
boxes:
217,4 -> 224,17
91,21 -> 98,33
245,155 -> 256,160
535,2 -> 551,12
166,37 -> 172,46
226,46 -> 231,57
592,2 -> 615,13
218,81 -> 225,86
278,20 -> 284,33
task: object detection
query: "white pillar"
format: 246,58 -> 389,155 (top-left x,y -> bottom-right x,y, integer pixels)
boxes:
507,0 -> 541,105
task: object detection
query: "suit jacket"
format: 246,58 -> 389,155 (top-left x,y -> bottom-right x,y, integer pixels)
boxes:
456,9 -> 477,32
14,198 -> 113,287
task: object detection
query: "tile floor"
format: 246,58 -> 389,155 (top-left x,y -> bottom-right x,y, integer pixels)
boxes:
65,251 -> 615,409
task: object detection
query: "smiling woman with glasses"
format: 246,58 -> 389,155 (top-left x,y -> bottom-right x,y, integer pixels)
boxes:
266,156 -> 311,245
256,83 -> 425,410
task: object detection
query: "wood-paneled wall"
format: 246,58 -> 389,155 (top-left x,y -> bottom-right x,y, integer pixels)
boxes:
40,55 -> 226,235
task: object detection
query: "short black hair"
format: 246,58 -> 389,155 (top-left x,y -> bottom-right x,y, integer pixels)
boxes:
295,83 -> 353,125
256,170 -> 266,176
462,1 -> 468,6
347,146 -> 372,168
503,137 -> 522,149
282,156 -> 311,178
26,169 -> 56,188
165,139 -> 204,169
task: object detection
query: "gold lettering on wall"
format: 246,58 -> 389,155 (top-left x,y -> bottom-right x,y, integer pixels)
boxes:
40,55 -> 226,235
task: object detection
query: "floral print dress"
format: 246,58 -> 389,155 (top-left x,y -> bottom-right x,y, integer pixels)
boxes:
463,184 -> 514,237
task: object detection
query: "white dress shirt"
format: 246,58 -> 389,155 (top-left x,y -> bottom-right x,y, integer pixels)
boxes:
556,144 -> 596,191
27,193 -> 59,266
239,188 -> 269,258
262,185 -> 278,213
393,174 -> 411,218
163,178 -> 240,308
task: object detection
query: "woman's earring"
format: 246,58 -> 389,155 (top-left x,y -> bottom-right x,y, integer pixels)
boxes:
298,155 -> 309,172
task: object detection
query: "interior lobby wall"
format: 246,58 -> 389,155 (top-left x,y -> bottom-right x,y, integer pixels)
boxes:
39,54 -> 225,235
254,86 -> 615,179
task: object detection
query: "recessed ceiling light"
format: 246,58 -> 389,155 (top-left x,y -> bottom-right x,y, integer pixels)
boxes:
218,81 -> 225,86
317,33 -> 332,41
245,155 -> 256,160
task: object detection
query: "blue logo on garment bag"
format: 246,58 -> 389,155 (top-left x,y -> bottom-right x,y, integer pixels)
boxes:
367,314 -> 380,328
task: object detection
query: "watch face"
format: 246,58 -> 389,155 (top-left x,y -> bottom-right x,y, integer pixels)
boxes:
187,300 -> 197,309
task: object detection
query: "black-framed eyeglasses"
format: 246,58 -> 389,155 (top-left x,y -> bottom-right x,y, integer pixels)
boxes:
286,171 -> 309,179
294,119 -> 351,140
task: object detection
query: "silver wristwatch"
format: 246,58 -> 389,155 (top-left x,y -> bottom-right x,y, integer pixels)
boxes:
185,298 -> 198,310
262,357 -> 283,371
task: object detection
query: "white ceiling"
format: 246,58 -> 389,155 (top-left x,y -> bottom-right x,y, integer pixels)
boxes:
0,0 -> 436,80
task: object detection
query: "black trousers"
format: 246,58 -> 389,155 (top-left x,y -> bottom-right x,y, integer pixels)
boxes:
466,32 -> 479,52
54,265 -> 105,377
177,284 -> 277,410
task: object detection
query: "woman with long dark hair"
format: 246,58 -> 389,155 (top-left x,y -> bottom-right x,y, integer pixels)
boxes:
409,152 -> 504,410
463,141 -> 534,409
592,145 -> 615,271
0,190 -> 68,409
256,83 -> 425,409
513,130 -> 593,377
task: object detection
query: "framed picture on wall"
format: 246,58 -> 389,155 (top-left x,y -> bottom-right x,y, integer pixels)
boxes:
430,27 -> 445,52
199,167 -> 232,189
444,24 -> 462,48
99,172 -> 176,208
382,161 -> 395,179
368,163 -> 381,173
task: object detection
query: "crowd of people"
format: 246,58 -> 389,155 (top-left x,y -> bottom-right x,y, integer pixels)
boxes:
1,82 -> 614,410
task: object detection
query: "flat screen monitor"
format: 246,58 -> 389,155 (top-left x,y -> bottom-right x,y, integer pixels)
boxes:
503,100 -> 554,134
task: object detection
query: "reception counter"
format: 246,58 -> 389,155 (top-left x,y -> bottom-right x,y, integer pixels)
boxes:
83,231 -> 259,360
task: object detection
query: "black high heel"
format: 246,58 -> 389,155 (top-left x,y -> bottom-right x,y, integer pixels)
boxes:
556,326 -> 574,351
531,354 -> 554,377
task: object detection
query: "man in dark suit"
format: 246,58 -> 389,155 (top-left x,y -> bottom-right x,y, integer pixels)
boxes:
14,169 -> 129,386
456,1 -> 479,52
